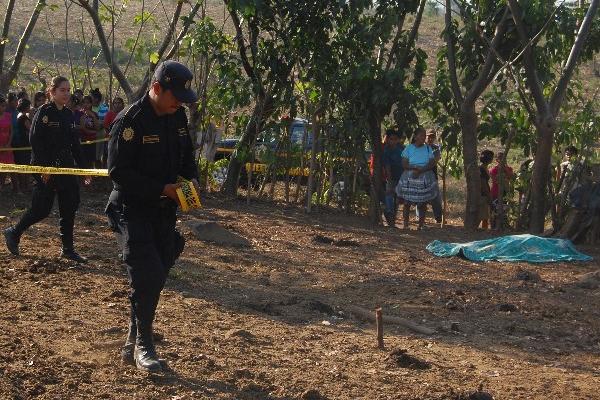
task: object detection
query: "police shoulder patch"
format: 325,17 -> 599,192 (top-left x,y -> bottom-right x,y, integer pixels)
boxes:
122,127 -> 135,142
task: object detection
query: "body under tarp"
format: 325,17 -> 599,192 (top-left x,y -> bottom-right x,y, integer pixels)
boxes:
426,234 -> 592,263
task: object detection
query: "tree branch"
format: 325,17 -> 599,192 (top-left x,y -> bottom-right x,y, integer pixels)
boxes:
549,0 -> 599,115
163,2 -> 201,61
121,0 -> 147,80
132,1 -> 202,100
64,0 -> 77,86
225,1 -> 259,88
398,0 -> 426,68
152,0 -> 184,68
492,0 -> 566,83
444,0 -> 464,104
73,0 -> 134,100
507,0 -> 551,117
476,27 -> 538,127
464,6 -> 509,103
0,0 -> 45,92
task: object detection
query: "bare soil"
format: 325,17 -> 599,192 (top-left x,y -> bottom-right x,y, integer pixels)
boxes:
1,186 -> 600,399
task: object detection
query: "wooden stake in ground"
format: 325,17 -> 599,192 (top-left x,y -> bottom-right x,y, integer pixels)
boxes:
375,308 -> 384,349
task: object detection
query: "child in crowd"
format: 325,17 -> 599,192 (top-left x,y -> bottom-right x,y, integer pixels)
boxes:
102,97 -> 125,165
490,152 -> 514,201
73,89 -> 84,103
103,97 -> 124,131
17,89 -> 28,100
79,95 -> 100,168
383,129 -> 405,227
479,150 -> 494,229
12,99 -> 33,193
489,152 -> 514,229
90,88 -> 109,167
556,146 -> 586,219
30,91 -> 47,119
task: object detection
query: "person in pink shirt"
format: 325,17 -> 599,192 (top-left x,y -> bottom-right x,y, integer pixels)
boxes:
0,96 -> 16,187
489,152 -> 514,201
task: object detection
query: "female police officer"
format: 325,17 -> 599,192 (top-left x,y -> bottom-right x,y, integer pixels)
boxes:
105,61 -> 199,372
4,76 -> 89,262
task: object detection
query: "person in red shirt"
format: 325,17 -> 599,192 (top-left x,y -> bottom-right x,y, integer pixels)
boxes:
102,97 -> 125,167
103,97 -> 125,133
489,152 -> 514,201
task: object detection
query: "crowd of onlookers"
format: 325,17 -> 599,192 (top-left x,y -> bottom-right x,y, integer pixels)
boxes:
373,128 -> 443,230
375,127 -> 583,230
0,85 -> 584,226
0,87 -> 126,193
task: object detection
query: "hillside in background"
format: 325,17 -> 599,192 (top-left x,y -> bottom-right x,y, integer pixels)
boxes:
3,0 -> 228,95
3,1 -> 598,108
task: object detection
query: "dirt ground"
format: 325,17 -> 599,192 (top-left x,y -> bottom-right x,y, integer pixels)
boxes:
1,185 -> 599,400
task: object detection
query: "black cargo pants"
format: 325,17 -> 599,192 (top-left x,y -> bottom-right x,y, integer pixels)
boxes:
106,197 -> 184,333
14,176 -> 80,250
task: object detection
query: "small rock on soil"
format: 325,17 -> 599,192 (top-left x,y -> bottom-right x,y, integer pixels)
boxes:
497,303 -> 518,312
386,348 -> 431,370
515,269 -> 541,282
301,389 -> 327,400
188,221 -> 251,247
576,270 -> 600,289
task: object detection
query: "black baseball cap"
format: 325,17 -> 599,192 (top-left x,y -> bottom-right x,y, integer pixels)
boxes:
153,60 -> 198,103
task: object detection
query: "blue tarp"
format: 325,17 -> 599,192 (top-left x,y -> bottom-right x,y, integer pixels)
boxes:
426,234 -> 592,263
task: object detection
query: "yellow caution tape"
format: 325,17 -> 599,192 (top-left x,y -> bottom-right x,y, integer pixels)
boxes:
0,163 -> 108,176
0,137 -> 109,152
245,163 -> 309,177
175,177 -> 202,212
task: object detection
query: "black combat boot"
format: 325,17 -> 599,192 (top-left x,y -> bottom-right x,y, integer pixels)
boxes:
121,317 -> 136,365
3,227 -> 21,256
134,322 -> 162,372
60,248 -> 87,263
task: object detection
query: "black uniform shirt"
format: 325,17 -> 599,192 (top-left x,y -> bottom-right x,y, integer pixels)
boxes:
107,93 -> 198,208
29,102 -> 85,169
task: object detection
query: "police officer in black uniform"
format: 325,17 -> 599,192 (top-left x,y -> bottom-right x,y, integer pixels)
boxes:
4,76 -> 89,263
105,61 -> 199,372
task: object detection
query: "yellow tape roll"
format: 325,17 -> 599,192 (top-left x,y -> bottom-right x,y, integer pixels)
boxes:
175,179 -> 202,212
0,163 -> 108,176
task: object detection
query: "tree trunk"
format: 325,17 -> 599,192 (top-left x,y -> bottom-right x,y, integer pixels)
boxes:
529,115 -> 556,233
459,102 -> 481,230
222,97 -> 272,196
306,112 -> 321,212
367,114 -> 383,225
0,0 -> 44,93
0,0 -> 16,75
